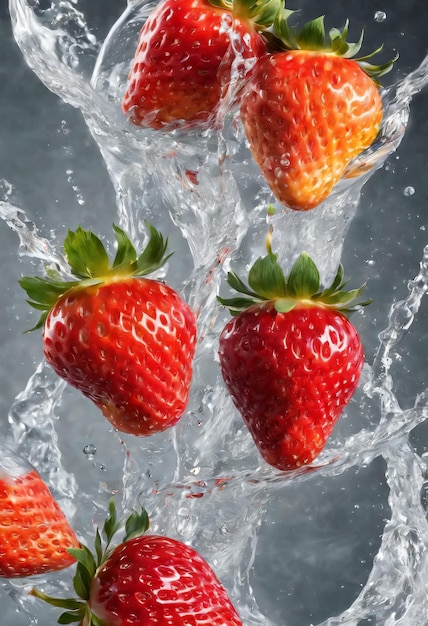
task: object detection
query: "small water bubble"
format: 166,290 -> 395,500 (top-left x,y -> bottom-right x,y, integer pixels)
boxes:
420,225 -> 426,231
404,186 -> 415,196
374,11 -> 387,22
83,443 -> 96,460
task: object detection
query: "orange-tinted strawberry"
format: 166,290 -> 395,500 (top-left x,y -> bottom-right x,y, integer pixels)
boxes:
218,229 -> 369,470
0,444 -> 79,578
32,500 -> 243,625
122,0 -> 279,129
240,12 -> 396,210
20,224 -> 197,436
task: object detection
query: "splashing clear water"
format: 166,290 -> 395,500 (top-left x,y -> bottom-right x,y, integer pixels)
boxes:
3,0 -> 428,624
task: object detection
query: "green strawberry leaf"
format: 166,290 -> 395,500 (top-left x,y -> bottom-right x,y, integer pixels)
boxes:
217,295 -> 261,314
103,499 -> 120,546
248,252 -> 287,300
226,271 -> 260,299
135,222 -> 172,276
72,560 -> 92,601
296,15 -> 326,50
19,276 -> 78,308
112,224 -> 137,268
94,529 -> 103,567
58,610 -> 84,624
31,589 -> 86,611
68,545 -> 97,578
64,228 -> 110,279
329,264 -> 345,292
286,253 -> 320,298
124,507 -> 150,542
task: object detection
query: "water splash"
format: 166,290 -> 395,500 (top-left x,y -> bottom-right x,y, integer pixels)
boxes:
4,1 -> 428,625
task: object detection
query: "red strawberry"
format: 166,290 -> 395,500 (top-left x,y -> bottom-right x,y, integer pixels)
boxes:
240,12 -> 396,210
32,500 -> 243,625
121,0 -> 278,129
20,224 -> 197,436
0,444 -> 79,578
218,228 -> 369,470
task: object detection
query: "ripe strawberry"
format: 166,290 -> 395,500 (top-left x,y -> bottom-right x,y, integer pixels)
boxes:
121,0 -> 280,129
218,229 -> 369,470
0,444 -> 79,578
32,500 -> 243,625
240,12 -> 396,210
20,224 -> 197,436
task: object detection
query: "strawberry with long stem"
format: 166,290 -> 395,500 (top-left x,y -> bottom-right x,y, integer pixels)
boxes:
0,444 -> 79,578
32,499 -> 244,626
20,223 -> 197,437
218,228 -> 370,470
240,11 -> 396,210
122,0 -> 283,129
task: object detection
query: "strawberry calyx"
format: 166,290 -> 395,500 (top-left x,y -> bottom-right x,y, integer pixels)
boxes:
268,9 -> 397,80
20,222 -> 171,331
31,499 -> 150,626
217,227 -> 371,316
210,0 -> 283,30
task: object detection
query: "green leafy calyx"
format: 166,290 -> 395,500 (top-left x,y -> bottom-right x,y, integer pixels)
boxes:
271,10 -> 397,80
209,0 -> 283,30
31,499 -> 150,626
20,222 -> 171,330
217,228 -> 371,316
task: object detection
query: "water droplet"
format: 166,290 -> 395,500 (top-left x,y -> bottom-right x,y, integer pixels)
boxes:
83,443 -> 97,460
374,11 -> 387,22
404,186 -> 415,196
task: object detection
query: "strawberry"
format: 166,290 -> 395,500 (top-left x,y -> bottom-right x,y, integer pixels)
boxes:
20,224 -> 197,436
0,444 -> 79,578
218,228 -> 369,470
32,500 -> 243,625
121,0 -> 280,129
240,12 -> 396,210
